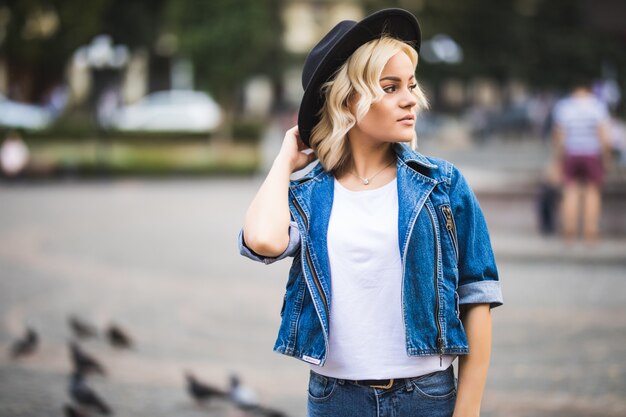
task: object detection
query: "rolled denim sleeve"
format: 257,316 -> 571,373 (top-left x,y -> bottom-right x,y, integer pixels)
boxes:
450,166 -> 503,309
238,221 -> 301,265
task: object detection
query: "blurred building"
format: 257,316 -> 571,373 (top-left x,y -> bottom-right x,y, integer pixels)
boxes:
280,1 -> 363,108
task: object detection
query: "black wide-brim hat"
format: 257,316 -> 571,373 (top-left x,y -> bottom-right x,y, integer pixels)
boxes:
297,8 -> 422,147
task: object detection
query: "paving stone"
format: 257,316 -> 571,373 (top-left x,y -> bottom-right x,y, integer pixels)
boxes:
1,175 -> 624,417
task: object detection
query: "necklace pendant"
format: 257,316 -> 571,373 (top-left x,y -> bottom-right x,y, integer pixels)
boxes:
363,178 -> 369,185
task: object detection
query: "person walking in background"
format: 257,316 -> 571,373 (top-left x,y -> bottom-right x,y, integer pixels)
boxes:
552,78 -> 612,244
1,130 -> 30,178
238,9 -> 502,417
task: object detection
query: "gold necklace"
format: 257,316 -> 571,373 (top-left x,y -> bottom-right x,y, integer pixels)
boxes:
350,159 -> 395,185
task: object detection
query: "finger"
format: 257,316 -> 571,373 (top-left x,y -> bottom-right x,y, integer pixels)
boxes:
296,135 -> 311,151
287,125 -> 299,136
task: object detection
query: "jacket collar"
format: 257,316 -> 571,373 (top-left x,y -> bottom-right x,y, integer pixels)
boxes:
392,142 -> 438,170
290,142 -> 437,188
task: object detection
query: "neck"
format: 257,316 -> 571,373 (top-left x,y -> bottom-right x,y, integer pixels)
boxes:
572,88 -> 590,97
345,135 -> 396,178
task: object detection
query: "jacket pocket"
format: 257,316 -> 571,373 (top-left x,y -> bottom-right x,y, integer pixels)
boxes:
440,204 -> 459,263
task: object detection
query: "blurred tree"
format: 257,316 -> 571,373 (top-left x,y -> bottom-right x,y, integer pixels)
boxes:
2,0 -> 623,113
101,0 -> 167,49
1,0 -> 166,103
527,0 -> 625,91
1,0 -> 110,102
362,0 -> 625,98
362,0 -> 530,82
163,0 -> 286,126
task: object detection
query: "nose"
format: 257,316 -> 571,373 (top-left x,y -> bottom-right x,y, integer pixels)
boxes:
400,88 -> 417,109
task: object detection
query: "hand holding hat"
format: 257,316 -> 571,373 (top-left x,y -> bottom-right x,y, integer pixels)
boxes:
278,125 -> 318,172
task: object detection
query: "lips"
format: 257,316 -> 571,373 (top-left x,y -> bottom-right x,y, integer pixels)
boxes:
398,114 -> 415,125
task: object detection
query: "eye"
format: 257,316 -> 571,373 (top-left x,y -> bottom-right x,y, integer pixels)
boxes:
383,85 -> 397,93
409,84 -> 417,91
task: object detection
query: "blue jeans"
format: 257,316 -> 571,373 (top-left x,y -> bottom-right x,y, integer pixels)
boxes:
307,366 -> 457,417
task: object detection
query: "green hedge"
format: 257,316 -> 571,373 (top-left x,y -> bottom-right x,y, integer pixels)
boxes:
18,139 -> 260,177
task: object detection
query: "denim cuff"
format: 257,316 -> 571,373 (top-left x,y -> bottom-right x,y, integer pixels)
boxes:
457,280 -> 503,309
238,221 -> 300,265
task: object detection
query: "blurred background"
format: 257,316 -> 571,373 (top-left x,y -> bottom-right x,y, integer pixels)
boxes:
1,0 -> 625,416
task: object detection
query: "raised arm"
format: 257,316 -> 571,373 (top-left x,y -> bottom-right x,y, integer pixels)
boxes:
242,125 -> 317,257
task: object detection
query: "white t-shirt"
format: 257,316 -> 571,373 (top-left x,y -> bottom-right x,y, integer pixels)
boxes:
310,176 -> 455,380
553,95 -> 609,156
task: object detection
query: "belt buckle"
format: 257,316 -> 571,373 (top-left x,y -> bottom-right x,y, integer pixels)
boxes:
370,379 -> 394,389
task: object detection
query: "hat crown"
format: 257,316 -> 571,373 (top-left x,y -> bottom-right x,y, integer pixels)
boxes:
302,20 -> 356,90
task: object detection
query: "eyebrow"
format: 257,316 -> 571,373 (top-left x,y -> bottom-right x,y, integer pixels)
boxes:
380,75 -> 416,82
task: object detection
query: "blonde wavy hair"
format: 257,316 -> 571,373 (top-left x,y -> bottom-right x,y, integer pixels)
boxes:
309,35 -> 428,175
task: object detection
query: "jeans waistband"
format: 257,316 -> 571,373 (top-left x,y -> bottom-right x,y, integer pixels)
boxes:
312,368 -> 448,390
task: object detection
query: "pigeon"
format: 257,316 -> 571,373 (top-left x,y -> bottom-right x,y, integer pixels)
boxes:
106,323 -> 132,349
184,371 -> 227,403
10,327 -> 38,358
63,403 -> 89,417
229,373 -> 259,410
69,341 -> 106,376
68,372 -> 112,415
69,315 -> 98,339
228,374 -> 289,417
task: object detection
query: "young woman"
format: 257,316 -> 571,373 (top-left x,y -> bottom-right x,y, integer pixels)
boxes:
239,8 -> 503,417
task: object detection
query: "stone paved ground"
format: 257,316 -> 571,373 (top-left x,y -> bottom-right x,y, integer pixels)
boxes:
1,148 -> 625,416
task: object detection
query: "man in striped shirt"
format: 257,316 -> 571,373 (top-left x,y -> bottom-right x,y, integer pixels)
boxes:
552,81 -> 611,243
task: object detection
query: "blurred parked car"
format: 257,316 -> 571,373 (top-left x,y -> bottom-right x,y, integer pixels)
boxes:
110,90 -> 222,132
0,94 -> 53,130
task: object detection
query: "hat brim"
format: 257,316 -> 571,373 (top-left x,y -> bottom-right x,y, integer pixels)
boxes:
298,8 -> 421,147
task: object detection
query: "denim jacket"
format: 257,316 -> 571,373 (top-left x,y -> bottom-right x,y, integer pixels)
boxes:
238,143 -> 503,366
